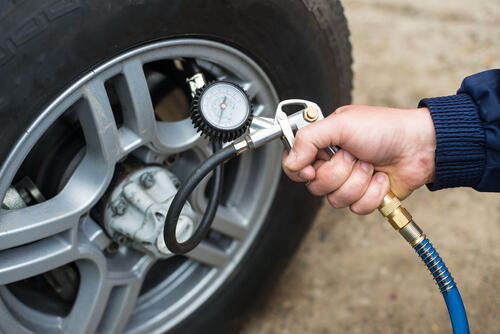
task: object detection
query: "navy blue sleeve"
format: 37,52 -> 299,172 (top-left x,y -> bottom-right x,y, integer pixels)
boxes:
418,69 -> 500,191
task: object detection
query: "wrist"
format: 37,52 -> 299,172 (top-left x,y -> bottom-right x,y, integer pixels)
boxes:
404,107 -> 436,187
419,107 -> 436,184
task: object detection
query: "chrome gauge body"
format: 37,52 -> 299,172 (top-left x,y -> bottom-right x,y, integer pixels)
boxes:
191,81 -> 253,142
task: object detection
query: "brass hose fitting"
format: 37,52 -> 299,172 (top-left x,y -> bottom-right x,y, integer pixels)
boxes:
378,191 -> 412,230
378,191 -> 425,246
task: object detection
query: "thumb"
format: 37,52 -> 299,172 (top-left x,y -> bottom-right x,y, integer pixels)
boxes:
284,115 -> 342,172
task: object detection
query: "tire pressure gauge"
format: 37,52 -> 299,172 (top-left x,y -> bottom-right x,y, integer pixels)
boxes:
191,81 -> 253,142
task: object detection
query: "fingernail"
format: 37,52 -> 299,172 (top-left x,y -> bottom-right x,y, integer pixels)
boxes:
297,170 -> 306,180
375,173 -> 386,184
360,161 -> 372,172
375,173 -> 386,183
286,150 -> 297,165
343,151 -> 355,162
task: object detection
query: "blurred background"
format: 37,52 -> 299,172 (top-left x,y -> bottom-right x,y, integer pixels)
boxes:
242,0 -> 500,333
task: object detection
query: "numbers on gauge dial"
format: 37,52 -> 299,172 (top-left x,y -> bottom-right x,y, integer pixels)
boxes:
199,82 -> 250,130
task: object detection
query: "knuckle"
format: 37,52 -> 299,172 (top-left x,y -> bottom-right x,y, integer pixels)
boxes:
281,166 -> 292,176
351,178 -> 369,193
306,183 -> 322,196
336,182 -> 366,205
296,127 -> 311,141
336,164 -> 353,180
284,170 -> 302,182
317,166 -> 342,191
335,105 -> 350,114
353,168 -> 372,186
316,164 -> 332,181
350,203 -> 373,215
335,193 -> 353,207
327,193 -> 346,209
328,159 -> 351,179
326,194 -> 338,208
342,175 -> 364,194
335,105 -> 355,115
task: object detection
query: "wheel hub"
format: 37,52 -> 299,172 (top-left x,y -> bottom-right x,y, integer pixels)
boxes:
104,165 -> 196,257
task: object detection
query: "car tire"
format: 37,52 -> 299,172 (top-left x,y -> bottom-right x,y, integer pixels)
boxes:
0,1 -> 352,333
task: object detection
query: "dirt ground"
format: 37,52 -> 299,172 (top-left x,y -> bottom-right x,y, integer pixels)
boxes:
241,0 -> 500,333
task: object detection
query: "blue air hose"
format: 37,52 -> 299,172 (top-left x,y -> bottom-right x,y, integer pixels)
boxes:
378,192 -> 470,334
414,237 -> 470,334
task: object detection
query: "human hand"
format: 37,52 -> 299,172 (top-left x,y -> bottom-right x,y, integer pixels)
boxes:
282,105 -> 436,214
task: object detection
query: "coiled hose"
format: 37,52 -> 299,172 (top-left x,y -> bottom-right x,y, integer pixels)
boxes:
414,237 -> 469,334
164,143 -> 238,253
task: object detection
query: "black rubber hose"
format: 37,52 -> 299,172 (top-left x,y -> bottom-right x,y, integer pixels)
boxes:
184,58 -> 202,76
164,143 -> 238,254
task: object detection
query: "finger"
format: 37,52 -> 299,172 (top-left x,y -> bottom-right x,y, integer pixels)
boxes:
283,148 -> 331,182
283,145 -> 335,182
297,165 -> 316,181
282,168 -> 305,182
294,150 -> 332,181
307,150 -> 356,196
317,149 -> 332,161
326,161 -> 373,208
282,151 -> 307,182
295,149 -> 331,180
350,172 -> 391,215
313,159 -> 327,170
282,151 -> 317,182
284,116 -> 343,172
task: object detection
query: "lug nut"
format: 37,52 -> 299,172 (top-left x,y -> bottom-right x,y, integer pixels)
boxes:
106,242 -> 119,253
140,172 -> 155,188
111,198 -> 127,216
115,234 -> 128,244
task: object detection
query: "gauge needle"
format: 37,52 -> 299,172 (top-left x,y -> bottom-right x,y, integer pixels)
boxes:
218,96 -> 227,124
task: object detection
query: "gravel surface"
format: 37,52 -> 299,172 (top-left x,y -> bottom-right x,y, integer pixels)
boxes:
241,0 -> 500,333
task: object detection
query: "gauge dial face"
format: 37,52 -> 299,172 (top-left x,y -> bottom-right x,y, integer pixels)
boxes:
199,82 -> 250,130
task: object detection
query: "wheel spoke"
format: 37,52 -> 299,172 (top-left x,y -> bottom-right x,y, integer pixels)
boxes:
0,289 -> 64,333
116,60 -> 157,152
0,197 -> 81,251
185,242 -> 229,268
240,80 -> 262,100
253,104 -> 265,116
188,141 -> 214,212
188,142 -> 248,240
211,206 -> 248,240
79,80 -> 122,165
63,250 -> 152,334
189,172 -> 212,213
63,258 -> 110,334
0,153 -> 113,251
0,234 -> 73,285
154,119 -> 204,154
0,302 -> 29,334
95,278 -> 144,334
80,216 -> 111,251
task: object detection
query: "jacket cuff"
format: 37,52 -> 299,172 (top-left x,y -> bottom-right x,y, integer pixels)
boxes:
419,93 -> 485,191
